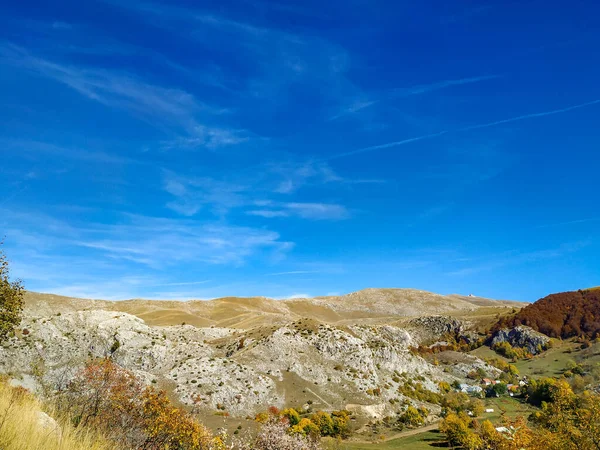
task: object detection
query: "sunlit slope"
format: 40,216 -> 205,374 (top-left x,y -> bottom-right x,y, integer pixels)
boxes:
24,288 -> 523,329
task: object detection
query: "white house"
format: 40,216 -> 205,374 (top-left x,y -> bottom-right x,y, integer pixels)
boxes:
460,384 -> 483,395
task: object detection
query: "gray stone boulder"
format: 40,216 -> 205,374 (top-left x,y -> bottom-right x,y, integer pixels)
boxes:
490,326 -> 550,354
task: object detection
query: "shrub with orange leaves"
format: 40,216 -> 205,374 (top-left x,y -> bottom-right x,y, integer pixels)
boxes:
141,388 -> 213,449
54,358 -> 218,449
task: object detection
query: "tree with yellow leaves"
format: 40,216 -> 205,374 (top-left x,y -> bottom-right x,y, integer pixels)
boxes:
289,418 -> 320,438
439,412 -> 482,450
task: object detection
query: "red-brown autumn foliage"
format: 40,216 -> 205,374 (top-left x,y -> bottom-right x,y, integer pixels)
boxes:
54,358 -> 217,449
495,288 -> 600,339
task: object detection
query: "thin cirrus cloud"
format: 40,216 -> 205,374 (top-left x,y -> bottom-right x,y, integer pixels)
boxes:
247,201 -> 350,220
0,138 -> 134,165
267,270 -> 321,276
1,209 -> 294,271
268,160 -> 342,194
102,0 -> 359,112
75,217 -> 294,267
0,43 -> 247,149
161,161 -> 357,220
329,74 -> 500,121
163,171 -> 248,217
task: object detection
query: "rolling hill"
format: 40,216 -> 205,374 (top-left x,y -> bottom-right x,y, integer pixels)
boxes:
23,288 -> 523,329
494,287 -> 600,339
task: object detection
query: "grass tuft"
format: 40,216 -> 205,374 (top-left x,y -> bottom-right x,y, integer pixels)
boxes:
0,379 -> 111,450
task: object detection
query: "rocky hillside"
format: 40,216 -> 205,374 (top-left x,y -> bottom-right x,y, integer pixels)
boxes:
494,288 -> 600,339
490,326 -> 550,355
0,288 -> 518,429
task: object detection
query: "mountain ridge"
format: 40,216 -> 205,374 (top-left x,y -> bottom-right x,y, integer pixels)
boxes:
24,288 -> 524,329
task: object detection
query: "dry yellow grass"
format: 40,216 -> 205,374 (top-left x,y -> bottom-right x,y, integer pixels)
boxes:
24,288 -> 525,329
0,380 -> 111,450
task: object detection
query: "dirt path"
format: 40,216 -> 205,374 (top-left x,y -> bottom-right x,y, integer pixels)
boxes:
306,387 -> 333,408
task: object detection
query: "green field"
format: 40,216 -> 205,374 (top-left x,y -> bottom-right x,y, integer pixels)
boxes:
338,429 -> 444,449
471,339 -> 600,380
337,395 -> 533,449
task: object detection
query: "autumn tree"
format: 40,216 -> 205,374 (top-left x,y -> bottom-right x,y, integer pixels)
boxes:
494,289 -> 600,339
439,412 -> 482,450
281,408 -> 300,426
0,246 -> 24,340
141,388 -> 214,449
331,410 -> 351,438
54,358 -> 217,449
399,406 -> 425,427
529,380 -> 600,450
289,418 -> 320,438
310,411 -> 334,436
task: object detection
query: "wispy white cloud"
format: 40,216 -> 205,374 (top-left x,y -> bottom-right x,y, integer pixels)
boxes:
0,44 -> 194,124
0,43 -> 247,150
77,216 -> 293,267
162,160 -> 359,219
1,209 -> 293,271
161,125 -> 251,150
330,75 -> 500,121
267,270 -> 321,276
163,171 -> 247,216
0,138 -> 134,165
329,99 -> 378,121
267,160 -> 342,194
100,0 -> 358,119
247,201 -> 350,220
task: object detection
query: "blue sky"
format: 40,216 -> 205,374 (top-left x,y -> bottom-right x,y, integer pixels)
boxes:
1,0 -> 599,301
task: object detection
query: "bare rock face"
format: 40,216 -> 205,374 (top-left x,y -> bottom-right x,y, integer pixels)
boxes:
406,316 -> 479,346
0,310 -> 474,420
490,326 -> 550,354
3,289 -> 513,422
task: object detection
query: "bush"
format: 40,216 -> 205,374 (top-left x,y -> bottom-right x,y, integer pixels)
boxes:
491,341 -> 531,360
289,418 -> 320,438
398,406 -> 425,427
0,246 -> 24,341
53,358 -> 217,449
397,380 -> 442,404
281,408 -> 300,426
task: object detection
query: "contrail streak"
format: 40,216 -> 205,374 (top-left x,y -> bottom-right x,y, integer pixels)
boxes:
459,99 -> 600,132
328,99 -> 600,160
329,74 -> 500,121
326,131 -> 449,161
